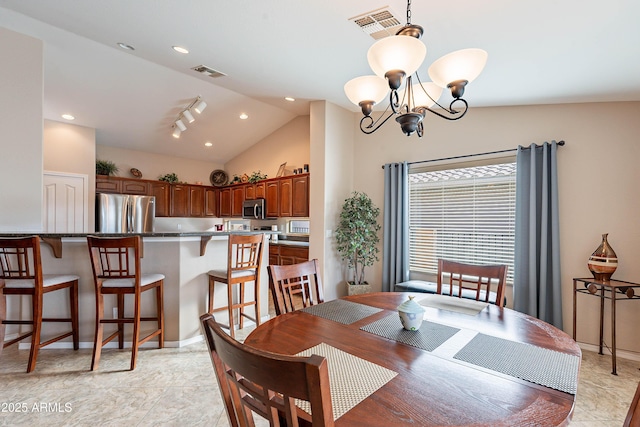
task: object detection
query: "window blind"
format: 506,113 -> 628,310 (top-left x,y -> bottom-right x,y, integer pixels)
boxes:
408,162 -> 516,283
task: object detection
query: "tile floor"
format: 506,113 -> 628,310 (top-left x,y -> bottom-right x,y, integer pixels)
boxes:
1,326 -> 639,426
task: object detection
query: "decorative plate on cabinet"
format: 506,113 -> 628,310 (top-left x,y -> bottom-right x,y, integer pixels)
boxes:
130,168 -> 142,178
209,169 -> 229,187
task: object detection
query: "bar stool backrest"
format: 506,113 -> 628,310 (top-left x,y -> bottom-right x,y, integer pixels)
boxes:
87,236 -> 141,284
228,234 -> 263,273
0,236 -> 42,283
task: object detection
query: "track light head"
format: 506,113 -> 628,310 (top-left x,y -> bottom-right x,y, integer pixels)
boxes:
175,119 -> 187,131
172,125 -> 181,139
183,110 -> 195,123
194,99 -> 207,114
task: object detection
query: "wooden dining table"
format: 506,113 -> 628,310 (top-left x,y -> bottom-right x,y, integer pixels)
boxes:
245,292 -> 581,426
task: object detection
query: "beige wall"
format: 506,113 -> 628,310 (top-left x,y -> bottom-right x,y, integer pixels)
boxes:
349,101 -> 640,355
309,101 -> 355,301
0,28 -> 43,232
96,145 -> 224,185
43,120 -> 97,229
224,115 -> 310,179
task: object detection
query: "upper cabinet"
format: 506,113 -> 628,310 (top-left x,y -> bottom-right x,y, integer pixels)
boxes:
95,173 -> 309,219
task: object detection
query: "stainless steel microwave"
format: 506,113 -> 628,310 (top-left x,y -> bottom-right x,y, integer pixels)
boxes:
243,199 -> 266,219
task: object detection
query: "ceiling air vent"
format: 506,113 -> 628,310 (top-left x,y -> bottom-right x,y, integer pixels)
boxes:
349,6 -> 403,40
191,65 -> 226,78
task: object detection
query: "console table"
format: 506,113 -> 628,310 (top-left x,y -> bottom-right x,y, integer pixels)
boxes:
573,277 -> 640,374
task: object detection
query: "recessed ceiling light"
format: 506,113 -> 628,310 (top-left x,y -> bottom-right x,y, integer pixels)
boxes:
61,114 -> 75,120
172,45 -> 189,54
239,113 -> 249,120
117,42 -> 135,51
284,97 -> 295,102
204,142 -> 213,147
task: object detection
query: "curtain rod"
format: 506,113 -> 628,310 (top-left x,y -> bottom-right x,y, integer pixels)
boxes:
381,140 -> 565,169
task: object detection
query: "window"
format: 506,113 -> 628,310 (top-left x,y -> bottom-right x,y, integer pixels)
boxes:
408,161 -> 516,283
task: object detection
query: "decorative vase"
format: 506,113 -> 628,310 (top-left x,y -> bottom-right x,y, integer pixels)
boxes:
587,233 -> 618,282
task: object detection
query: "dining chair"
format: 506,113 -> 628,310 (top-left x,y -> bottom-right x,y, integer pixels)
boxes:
207,233 -> 265,338
268,259 -> 324,316
200,313 -> 334,427
0,236 -> 79,373
624,381 -> 640,427
437,259 -> 508,306
86,235 -> 164,371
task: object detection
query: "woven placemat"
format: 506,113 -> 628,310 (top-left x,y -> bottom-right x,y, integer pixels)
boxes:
419,294 -> 489,316
360,314 -> 460,352
454,333 -> 580,394
301,299 -> 383,324
295,343 -> 398,420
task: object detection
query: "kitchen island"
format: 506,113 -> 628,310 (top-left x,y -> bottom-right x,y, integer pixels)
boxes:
0,231 -> 274,347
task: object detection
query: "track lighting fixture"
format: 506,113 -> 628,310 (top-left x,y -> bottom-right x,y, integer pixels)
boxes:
170,96 -> 207,138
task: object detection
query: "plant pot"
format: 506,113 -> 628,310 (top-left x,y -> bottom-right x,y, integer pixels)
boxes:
347,283 -> 371,296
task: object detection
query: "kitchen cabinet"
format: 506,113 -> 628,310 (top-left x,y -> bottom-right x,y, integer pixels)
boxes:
149,182 -> 170,217
265,181 -> 279,217
121,180 -> 149,195
245,182 -> 266,200
231,186 -> 245,217
219,188 -> 232,217
204,188 -> 217,217
170,184 -> 190,217
279,178 -> 293,217
269,244 -> 309,265
96,176 -> 121,193
189,185 -> 205,217
292,175 -> 309,217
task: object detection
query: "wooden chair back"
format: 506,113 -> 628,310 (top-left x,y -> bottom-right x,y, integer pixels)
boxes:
0,236 -> 42,284
437,259 -> 508,306
268,259 -> 324,316
87,235 -> 141,285
200,313 -> 334,427
227,233 -> 264,279
624,381 -> 640,427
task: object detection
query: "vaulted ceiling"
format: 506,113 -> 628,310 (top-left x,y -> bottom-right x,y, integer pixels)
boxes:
1,0 -> 639,163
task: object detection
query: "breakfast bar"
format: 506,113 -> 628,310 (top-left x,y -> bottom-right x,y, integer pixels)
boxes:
0,231 -> 273,347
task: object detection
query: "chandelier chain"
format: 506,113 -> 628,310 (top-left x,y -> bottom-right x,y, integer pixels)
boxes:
406,0 -> 412,25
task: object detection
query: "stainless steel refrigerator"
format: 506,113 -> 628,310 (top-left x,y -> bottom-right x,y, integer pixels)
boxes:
96,193 -> 155,233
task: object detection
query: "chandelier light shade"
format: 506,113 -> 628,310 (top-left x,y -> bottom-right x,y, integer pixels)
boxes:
428,48 -> 488,97
367,36 -> 426,88
170,96 -> 206,138
344,0 -> 487,137
410,82 -> 443,108
344,76 -> 389,116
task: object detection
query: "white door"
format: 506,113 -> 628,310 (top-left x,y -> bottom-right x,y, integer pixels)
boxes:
43,171 -> 89,232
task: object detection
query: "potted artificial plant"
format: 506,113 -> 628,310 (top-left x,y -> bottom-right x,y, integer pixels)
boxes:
95,160 -> 119,176
335,191 -> 381,295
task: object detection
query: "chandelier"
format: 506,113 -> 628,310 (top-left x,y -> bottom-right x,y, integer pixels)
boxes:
344,0 -> 487,137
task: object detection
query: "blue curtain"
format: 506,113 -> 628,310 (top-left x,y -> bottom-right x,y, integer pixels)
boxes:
382,162 -> 409,292
513,141 -> 562,328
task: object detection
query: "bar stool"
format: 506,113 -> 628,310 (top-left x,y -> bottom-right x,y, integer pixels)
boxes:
207,234 -> 265,338
86,235 -> 164,371
0,236 -> 79,373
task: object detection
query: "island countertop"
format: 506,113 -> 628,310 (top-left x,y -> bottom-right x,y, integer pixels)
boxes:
0,230 -> 278,258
